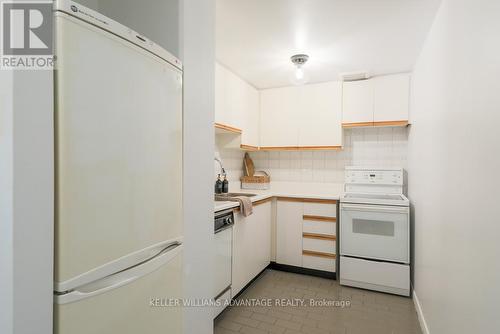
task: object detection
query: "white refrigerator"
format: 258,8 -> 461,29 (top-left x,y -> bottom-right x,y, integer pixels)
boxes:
53,1 -> 183,333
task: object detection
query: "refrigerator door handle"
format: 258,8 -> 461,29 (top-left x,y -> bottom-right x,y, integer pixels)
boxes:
55,242 -> 182,305
55,237 -> 184,292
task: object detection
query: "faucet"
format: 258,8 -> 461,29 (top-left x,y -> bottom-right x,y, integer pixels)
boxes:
214,157 -> 226,176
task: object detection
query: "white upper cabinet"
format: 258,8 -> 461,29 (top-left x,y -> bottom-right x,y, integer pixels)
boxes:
260,82 -> 342,148
215,62 -> 260,147
342,79 -> 374,125
224,68 -> 245,130
342,73 -> 410,127
214,63 -> 227,125
240,85 -> 260,147
215,62 -> 243,130
260,86 -> 300,147
373,73 -> 410,123
298,82 -> 342,147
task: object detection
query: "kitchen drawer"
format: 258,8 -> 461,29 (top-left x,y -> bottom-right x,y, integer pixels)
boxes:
303,202 -> 336,217
303,220 -> 336,235
340,256 -> 409,295
302,254 -> 336,272
303,237 -> 336,254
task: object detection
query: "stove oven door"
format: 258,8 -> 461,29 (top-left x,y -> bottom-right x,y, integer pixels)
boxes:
340,203 -> 409,263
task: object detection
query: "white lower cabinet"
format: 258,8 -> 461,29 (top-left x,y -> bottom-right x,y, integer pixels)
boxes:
276,200 -> 303,267
232,201 -> 272,296
303,238 -> 336,254
303,202 -> 337,217
250,202 -> 272,276
232,198 -> 337,297
302,255 -> 336,272
303,220 -> 336,235
276,199 -> 337,273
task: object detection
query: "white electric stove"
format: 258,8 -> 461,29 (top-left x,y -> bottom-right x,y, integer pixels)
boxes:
340,167 -> 411,296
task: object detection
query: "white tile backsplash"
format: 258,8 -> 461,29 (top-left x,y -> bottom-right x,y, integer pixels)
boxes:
215,127 -> 408,183
251,127 -> 408,183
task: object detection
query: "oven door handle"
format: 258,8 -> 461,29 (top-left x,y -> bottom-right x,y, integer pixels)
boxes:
341,204 -> 409,214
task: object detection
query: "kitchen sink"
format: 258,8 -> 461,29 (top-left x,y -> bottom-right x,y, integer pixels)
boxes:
214,192 -> 257,201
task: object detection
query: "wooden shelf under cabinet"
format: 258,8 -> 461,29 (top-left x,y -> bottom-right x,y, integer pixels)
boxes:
259,146 -> 342,151
342,120 -> 409,128
240,144 -> 259,151
214,122 -> 242,134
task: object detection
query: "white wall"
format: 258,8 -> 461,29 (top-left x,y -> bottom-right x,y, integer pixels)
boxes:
99,0 -> 180,57
408,0 -> 500,333
0,70 -> 54,334
76,0 -> 98,9
0,4 -> 55,332
180,0 -> 215,333
77,0 -> 180,57
0,68 -> 14,334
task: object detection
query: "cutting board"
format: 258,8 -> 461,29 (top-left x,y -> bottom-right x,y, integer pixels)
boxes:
243,153 -> 255,177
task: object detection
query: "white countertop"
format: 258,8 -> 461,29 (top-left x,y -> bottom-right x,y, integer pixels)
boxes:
214,181 -> 344,212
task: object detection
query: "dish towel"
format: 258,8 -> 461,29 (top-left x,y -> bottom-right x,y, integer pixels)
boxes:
232,196 -> 253,217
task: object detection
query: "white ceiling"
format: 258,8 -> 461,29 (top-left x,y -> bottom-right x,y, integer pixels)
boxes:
216,0 -> 441,89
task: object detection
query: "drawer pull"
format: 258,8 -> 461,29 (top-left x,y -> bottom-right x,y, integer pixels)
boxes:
302,250 -> 336,259
303,233 -> 336,241
303,215 -> 336,222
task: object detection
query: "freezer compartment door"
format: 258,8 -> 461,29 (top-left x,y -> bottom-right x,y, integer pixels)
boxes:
55,245 -> 183,334
54,12 -> 183,283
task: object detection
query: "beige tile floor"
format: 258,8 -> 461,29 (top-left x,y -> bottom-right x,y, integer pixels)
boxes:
214,269 -> 421,334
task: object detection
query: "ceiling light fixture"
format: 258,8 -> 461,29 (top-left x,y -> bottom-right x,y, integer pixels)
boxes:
290,54 -> 309,85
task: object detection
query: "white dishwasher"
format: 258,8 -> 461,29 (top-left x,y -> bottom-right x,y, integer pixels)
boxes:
213,208 -> 234,318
